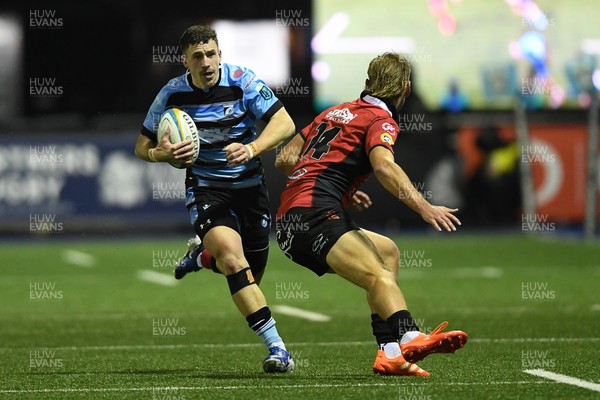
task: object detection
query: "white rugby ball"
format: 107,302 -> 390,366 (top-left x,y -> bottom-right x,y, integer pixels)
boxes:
157,108 -> 200,169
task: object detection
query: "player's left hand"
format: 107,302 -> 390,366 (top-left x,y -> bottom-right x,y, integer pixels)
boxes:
350,191 -> 372,211
224,143 -> 252,167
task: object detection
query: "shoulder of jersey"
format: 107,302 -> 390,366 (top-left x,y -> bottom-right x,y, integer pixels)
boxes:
222,63 -> 257,89
164,73 -> 192,92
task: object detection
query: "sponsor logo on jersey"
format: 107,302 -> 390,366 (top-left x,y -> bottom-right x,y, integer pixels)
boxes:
289,167 -> 307,180
380,132 -> 394,145
256,82 -> 273,100
233,69 -> 243,79
325,108 -> 357,124
243,74 -> 256,91
381,122 -> 396,133
197,127 -> 231,143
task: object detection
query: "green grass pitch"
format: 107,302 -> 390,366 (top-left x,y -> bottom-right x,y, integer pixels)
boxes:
0,235 -> 598,399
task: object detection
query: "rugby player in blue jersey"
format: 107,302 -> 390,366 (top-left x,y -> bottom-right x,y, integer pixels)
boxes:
135,25 -> 296,373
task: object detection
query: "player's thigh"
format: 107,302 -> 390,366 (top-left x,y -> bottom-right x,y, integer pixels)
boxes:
325,229 -> 391,290
186,187 -> 240,240
237,184 -> 271,250
359,228 -> 399,274
277,207 -> 351,276
236,183 -> 271,274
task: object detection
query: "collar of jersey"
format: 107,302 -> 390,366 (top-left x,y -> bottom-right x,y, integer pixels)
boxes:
360,90 -> 399,122
186,67 -> 222,92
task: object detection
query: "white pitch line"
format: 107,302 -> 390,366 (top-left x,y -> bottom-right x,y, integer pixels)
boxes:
591,304 -> 600,311
1,337 -> 599,353
454,266 -> 503,279
0,381 -> 555,394
272,305 -> 331,322
137,270 -> 178,287
471,337 -> 600,343
62,249 -> 96,268
524,369 -> 600,393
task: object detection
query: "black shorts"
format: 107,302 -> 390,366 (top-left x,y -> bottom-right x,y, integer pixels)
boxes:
185,181 -> 271,252
275,206 -> 359,276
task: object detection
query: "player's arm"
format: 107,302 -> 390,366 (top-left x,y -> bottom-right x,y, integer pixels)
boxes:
253,107 -> 296,156
134,131 -> 195,166
369,146 -> 461,232
226,107 -> 295,166
275,133 -> 305,176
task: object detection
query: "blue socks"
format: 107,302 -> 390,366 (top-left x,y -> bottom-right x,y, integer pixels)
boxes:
246,306 -> 286,350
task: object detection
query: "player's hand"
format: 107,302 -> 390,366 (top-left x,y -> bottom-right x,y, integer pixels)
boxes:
154,126 -> 195,166
420,205 -> 461,232
350,191 -> 372,211
224,143 -> 252,167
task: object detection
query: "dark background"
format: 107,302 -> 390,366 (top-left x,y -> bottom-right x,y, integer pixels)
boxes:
0,0 -> 592,233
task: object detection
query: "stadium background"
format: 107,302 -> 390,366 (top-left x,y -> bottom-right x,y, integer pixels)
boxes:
1,1 -> 600,399
1,0 -> 598,236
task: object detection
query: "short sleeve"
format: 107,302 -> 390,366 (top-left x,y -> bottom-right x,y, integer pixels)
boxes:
141,86 -> 170,142
241,70 -> 282,121
365,118 -> 399,155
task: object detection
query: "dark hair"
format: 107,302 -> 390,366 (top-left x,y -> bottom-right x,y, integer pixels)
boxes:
179,25 -> 219,53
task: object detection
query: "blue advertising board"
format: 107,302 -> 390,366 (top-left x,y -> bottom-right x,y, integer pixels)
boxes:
0,133 -> 189,234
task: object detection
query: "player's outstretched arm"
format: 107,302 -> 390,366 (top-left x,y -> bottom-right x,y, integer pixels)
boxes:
275,133 -> 305,176
225,108 -> 295,166
369,146 -> 461,232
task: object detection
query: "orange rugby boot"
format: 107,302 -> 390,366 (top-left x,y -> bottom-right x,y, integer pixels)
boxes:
400,321 -> 468,363
373,350 -> 430,376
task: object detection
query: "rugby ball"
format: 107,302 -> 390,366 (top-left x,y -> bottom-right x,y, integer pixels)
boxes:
157,108 -> 200,168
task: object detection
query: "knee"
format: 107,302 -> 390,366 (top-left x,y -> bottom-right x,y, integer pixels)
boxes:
381,240 -> 400,274
216,252 -> 248,275
364,268 -> 398,291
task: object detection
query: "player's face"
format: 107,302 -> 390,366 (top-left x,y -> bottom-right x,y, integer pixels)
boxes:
183,40 -> 221,89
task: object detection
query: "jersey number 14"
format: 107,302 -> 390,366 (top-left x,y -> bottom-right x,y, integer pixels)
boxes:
302,122 -> 341,160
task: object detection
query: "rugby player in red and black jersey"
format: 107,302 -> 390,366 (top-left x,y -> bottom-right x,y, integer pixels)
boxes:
275,53 -> 467,376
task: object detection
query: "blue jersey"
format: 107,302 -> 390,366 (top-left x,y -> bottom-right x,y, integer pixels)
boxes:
142,63 -> 283,189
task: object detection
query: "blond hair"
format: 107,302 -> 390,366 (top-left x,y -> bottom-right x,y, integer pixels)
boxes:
365,53 -> 411,99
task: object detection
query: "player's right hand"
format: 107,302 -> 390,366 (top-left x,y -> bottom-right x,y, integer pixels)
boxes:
155,126 -> 195,166
420,205 -> 461,232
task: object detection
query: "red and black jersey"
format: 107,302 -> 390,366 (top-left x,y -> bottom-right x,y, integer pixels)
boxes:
278,91 -> 399,216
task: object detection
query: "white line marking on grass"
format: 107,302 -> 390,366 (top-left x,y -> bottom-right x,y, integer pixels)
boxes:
272,305 -> 331,322
62,249 -> 96,268
0,381 -> 556,394
471,337 -> 600,343
591,304 -> 600,311
524,369 -> 600,393
137,270 -> 178,287
2,337 -> 599,353
455,266 -> 503,278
